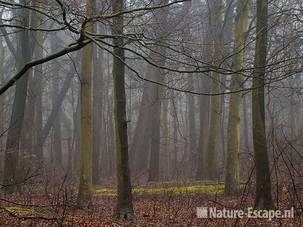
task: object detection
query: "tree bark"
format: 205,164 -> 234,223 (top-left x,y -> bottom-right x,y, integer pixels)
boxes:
77,0 -> 95,208
225,0 -> 249,195
187,76 -> 196,177
3,0 -> 31,193
38,73 -> 73,147
252,0 -> 273,209
196,23 -> 212,180
52,75 -> 63,167
148,74 -> 163,181
33,14 -> 44,161
0,37 -> 5,160
161,96 -> 170,180
130,82 -> 152,173
205,0 -> 224,181
196,76 -> 210,180
92,44 -> 104,185
112,0 -> 134,219
147,0 -> 169,182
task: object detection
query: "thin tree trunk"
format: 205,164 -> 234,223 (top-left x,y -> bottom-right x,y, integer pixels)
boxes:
3,1 -> 31,193
130,82 -> 152,173
21,73 -> 34,156
205,0 -> 224,181
242,92 -> 250,153
172,98 -> 178,179
52,76 -> 62,167
162,96 -> 170,180
196,24 -> 212,180
148,78 -> 162,181
73,94 -> 81,176
101,65 -> 111,177
147,0 -> 169,182
33,24 -> 44,161
112,0 -> 134,219
187,76 -> 196,177
196,76 -> 210,180
252,0 -> 273,209
38,74 -> 73,147
0,38 -> 4,167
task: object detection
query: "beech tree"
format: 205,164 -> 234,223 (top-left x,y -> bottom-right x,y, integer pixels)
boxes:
225,0 -> 249,195
252,0 -> 273,209
77,0 -> 95,208
148,0 -> 169,182
0,0 -> 302,224
111,0 -> 134,219
3,0 -> 31,193
205,0 -> 224,181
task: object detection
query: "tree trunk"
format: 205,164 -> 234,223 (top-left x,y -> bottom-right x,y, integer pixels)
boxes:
205,0 -> 224,181
225,0 -> 249,195
242,92 -> 250,153
38,73 -> 73,147
196,76 -> 210,180
3,0 -> 31,193
148,77 -> 162,182
161,96 -> 170,180
130,82 -> 152,173
0,37 -> 4,163
252,0 -> 273,209
147,0 -> 169,182
92,44 -> 104,185
112,0 -> 134,219
77,0 -> 95,208
21,73 -> 34,157
52,76 -> 63,167
172,98 -> 179,179
33,27 -> 44,161
187,76 -> 196,177
196,25 -> 212,180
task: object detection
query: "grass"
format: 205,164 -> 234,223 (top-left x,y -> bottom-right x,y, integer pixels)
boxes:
95,184 -> 226,196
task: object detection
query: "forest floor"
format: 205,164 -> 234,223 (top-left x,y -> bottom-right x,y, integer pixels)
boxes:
0,181 -> 302,226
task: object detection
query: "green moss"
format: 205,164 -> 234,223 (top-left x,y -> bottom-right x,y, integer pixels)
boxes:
95,184 -> 231,196
95,188 -> 117,196
4,206 -> 35,216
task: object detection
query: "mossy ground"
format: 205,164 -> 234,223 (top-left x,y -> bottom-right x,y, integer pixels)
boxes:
3,206 -> 36,216
95,184 -> 228,196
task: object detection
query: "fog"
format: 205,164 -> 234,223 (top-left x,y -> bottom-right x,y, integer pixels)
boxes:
0,0 -> 302,224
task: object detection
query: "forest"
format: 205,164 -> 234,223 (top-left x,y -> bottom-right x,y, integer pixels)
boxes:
0,0 -> 302,226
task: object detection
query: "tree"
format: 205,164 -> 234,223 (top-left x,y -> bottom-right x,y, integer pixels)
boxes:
225,0 -> 249,195
130,81 -> 153,173
161,95 -> 170,179
3,0 -> 31,193
77,0 -> 95,208
196,75 -> 210,180
252,0 -> 273,209
92,43 -> 104,185
146,0 -> 169,182
148,0 -> 191,182
205,0 -> 224,181
187,75 -> 197,176
32,0 -> 44,161
0,35 -> 5,157
196,17 -> 212,180
111,0 -> 134,219
51,38 -> 63,168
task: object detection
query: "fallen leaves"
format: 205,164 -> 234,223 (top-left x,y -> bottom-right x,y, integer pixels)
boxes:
0,182 -> 301,226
